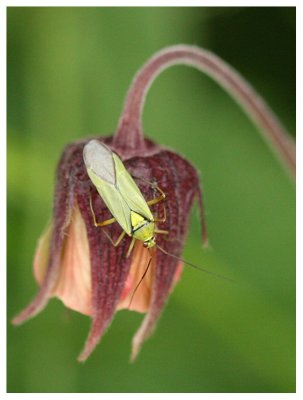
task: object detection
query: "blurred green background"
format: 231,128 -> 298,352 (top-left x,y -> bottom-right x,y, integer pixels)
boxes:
7,7 -> 295,393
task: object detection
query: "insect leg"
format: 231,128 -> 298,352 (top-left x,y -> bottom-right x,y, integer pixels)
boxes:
94,216 -> 116,228
89,195 -> 116,227
132,175 -> 166,205
154,229 -> 169,235
153,203 -> 166,223
146,184 -> 166,206
155,228 -> 182,243
126,237 -> 136,258
102,229 -> 126,247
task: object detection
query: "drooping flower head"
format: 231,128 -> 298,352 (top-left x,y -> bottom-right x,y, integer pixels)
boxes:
12,45 -> 295,362
13,134 -> 206,361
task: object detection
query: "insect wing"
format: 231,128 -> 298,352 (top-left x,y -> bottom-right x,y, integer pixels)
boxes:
83,140 -> 133,235
113,154 -> 154,221
83,140 -> 116,184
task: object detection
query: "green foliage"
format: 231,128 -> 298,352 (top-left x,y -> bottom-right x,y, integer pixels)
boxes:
7,7 -> 295,393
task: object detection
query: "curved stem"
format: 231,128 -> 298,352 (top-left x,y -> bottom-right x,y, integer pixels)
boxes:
114,45 -> 295,179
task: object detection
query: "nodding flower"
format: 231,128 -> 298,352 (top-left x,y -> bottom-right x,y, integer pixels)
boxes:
12,134 -> 206,362
12,45 -> 295,362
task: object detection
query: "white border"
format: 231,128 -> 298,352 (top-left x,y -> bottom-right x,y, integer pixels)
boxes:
2,1 -> 300,399
1,1 -> 300,6
296,3 -> 301,399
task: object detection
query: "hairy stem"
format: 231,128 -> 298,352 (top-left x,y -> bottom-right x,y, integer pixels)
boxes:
114,45 -> 295,179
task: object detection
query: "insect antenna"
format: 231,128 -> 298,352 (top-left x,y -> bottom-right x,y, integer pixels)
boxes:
156,244 -> 235,283
127,251 -> 153,310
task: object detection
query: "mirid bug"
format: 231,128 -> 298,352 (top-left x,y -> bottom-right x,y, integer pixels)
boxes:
83,139 -> 233,287
83,139 -> 168,258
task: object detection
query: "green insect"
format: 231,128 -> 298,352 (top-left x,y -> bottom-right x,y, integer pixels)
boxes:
83,139 -> 233,288
83,139 -> 168,258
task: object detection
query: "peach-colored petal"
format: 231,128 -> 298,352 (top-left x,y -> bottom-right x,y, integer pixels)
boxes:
116,242 -> 184,314
117,241 -> 154,313
55,207 -> 92,315
34,207 -> 92,316
33,223 -> 53,284
33,209 -> 183,318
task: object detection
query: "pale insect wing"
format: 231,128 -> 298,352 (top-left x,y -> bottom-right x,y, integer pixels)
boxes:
83,140 -> 116,184
83,140 -> 132,235
113,154 -> 154,221
85,168 -> 132,235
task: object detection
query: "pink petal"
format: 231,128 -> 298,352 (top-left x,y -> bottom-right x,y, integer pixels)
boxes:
33,223 -> 53,284
116,241 -> 155,313
54,207 -> 92,316
34,207 -> 92,316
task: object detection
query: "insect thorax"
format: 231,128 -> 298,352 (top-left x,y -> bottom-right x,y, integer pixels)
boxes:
131,211 -> 155,243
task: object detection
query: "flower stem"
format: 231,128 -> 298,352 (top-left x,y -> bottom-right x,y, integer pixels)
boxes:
114,45 -> 295,179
